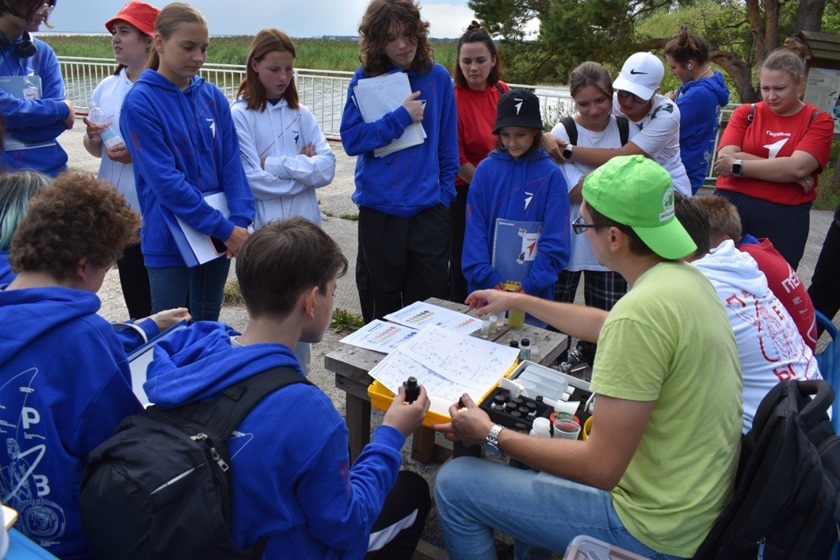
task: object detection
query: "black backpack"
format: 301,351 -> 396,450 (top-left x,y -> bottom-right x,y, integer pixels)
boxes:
560,114 -> 630,147
694,379 -> 840,560
80,366 -> 311,560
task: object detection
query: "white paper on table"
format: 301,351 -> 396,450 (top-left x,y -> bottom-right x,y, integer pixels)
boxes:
384,301 -> 482,335
367,325 -> 518,413
339,319 -> 418,354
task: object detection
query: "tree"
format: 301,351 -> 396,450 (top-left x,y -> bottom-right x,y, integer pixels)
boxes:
471,0 -> 831,102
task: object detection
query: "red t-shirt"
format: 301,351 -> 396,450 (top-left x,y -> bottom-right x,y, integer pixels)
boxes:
739,237 -> 817,350
716,102 -> 833,205
455,81 -> 509,187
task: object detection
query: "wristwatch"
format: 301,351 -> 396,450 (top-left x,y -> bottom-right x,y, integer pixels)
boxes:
732,159 -> 743,177
562,144 -> 574,160
484,424 -> 505,457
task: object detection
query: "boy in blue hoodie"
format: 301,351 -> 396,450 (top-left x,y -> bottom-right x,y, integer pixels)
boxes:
0,172 -> 187,560
340,0 -> 458,323
145,217 -> 432,559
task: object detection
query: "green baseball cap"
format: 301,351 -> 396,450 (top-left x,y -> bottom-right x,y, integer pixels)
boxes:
582,155 -> 696,260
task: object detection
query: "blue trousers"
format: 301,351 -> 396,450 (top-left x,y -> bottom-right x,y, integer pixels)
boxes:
148,257 -> 230,322
434,457 -> 684,560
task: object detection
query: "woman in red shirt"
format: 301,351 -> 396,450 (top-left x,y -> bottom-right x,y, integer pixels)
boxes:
450,21 -> 508,302
714,49 -> 833,269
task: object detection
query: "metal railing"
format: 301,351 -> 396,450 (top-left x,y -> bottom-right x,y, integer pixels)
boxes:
57,57 -> 575,138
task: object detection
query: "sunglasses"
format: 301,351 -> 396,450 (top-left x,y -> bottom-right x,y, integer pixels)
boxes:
572,216 -> 606,235
617,90 -> 647,104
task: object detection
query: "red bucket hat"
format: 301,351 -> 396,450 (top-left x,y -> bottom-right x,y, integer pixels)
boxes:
105,1 -> 160,37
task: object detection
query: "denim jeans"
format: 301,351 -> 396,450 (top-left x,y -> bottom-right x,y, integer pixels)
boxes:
434,457 -> 685,560
148,257 -> 230,322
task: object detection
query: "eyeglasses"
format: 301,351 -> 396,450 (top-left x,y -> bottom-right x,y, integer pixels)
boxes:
616,90 -> 647,104
35,2 -> 54,17
572,216 -> 605,235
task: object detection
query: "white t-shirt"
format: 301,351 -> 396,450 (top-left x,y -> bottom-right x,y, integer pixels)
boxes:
91,68 -> 139,213
691,240 -> 821,433
550,116 -> 623,271
614,93 -> 691,196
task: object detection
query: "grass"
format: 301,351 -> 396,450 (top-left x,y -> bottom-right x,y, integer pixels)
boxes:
41,34 -> 458,72
330,308 -> 364,332
222,280 -> 244,306
339,213 -> 359,221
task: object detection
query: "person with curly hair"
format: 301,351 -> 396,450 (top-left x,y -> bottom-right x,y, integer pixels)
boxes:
340,0 -> 458,322
0,172 -> 187,559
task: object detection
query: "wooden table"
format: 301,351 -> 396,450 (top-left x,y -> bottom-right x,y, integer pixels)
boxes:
325,297 -> 569,463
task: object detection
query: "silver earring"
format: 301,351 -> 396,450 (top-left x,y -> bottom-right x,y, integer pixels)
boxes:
687,63 -> 693,70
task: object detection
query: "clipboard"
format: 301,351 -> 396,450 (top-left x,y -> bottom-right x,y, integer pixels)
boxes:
162,192 -> 230,268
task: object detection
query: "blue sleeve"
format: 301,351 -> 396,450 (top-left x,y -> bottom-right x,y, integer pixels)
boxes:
296,420 -> 403,553
462,165 -> 502,290
1,44 -> 69,131
214,89 -> 254,228
113,318 -> 160,353
339,69 -> 416,156
437,74 -> 458,208
677,88 -> 717,141
521,167 -> 570,295
121,92 -> 236,242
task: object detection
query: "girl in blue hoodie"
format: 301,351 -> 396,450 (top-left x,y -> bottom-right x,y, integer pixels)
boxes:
462,90 -> 570,318
120,2 -> 255,322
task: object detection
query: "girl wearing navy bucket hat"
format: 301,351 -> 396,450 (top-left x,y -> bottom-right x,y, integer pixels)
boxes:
82,1 -> 161,319
462,89 -> 571,326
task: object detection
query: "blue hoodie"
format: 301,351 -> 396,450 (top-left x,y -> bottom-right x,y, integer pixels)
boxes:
463,147 -> 571,300
0,287 -> 143,560
0,38 -> 69,176
675,72 -> 729,193
145,322 -> 406,559
120,70 -> 255,267
0,252 -> 13,286
340,63 -> 458,217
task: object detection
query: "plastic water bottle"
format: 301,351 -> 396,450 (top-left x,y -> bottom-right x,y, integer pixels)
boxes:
87,103 -> 124,150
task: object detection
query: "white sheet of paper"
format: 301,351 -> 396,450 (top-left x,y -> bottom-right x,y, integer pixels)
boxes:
339,319 -> 419,354
383,301 -> 482,335
174,192 -> 230,265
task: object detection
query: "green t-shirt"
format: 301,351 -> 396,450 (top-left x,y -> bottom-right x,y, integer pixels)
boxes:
590,261 -> 742,557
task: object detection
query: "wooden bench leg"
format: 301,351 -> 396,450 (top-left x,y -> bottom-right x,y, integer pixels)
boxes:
410,426 -> 436,463
346,393 -> 371,463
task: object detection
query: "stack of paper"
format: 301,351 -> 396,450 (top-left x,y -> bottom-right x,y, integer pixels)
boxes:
367,325 -> 519,416
352,72 -> 426,157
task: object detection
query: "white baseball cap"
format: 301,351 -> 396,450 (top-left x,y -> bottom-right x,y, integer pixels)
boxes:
613,52 -> 664,101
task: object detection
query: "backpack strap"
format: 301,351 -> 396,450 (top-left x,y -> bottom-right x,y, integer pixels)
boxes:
495,81 -> 506,95
615,115 -> 630,146
149,366 -> 312,440
560,115 -> 577,146
746,103 -> 756,126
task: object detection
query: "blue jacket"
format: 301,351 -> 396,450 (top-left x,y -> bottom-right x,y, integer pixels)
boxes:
0,252 -> 12,286
340,63 -> 458,217
463,148 -> 570,299
120,70 -> 255,267
0,287 -> 143,560
0,38 -> 69,176
145,322 -> 406,559
675,72 -> 729,192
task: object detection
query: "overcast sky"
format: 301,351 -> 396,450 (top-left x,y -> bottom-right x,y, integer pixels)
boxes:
42,0 -> 478,38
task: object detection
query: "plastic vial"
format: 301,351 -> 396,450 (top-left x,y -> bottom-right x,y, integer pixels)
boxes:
480,317 -> 490,338
87,104 -> 125,150
530,417 -> 552,438
519,338 -> 531,362
488,314 -> 499,335
403,376 -> 420,404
